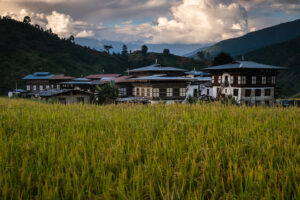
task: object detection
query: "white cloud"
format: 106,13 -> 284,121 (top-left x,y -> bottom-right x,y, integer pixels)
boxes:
115,0 -> 249,44
76,30 -> 95,37
46,11 -> 74,37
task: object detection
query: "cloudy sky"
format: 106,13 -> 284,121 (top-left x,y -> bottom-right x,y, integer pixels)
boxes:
1,0 -> 299,44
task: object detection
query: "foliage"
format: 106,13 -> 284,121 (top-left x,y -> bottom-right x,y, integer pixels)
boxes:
121,44 -> 128,57
104,45 -> 113,54
141,45 -> 148,56
0,98 -> 299,199
96,83 -> 119,104
23,16 -> 31,24
213,52 -> 233,66
163,48 -> 170,56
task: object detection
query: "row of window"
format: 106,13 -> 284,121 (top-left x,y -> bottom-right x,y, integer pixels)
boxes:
27,84 -> 60,91
213,76 -> 276,85
245,89 -> 271,97
133,87 -> 186,97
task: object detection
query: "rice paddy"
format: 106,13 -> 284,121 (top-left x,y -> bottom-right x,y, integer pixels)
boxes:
0,98 -> 299,199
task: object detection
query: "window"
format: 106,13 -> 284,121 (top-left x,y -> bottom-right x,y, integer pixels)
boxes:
26,85 -> 30,91
51,85 -> 54,88
136,88 -> 140,96
267,77 -> 272,84
40,85 -> 43,91
207,89 -> 210,96
230,76 -> 233,84
238,76 -> 241,84
233,89 -> 239,96
193,89 -> 198,97
233,76 -> 238,84
46,85 -> 50,89
256,76 -> 262,85
153,88 -> 159,97
245,89 -> 251,97
218,76 -> 221,84
225,76 -> 229,84
212,76 -> 215,84
57,85 -> 60,89
119,88 -> 127,97
141,88 -> 145,96
252,76 -> 256,85
225,89 -> 227,93
272,76 -> 276,84
77,97 -> 84,103
262,77 -> 266,84
147,88 -> 150,97
167,88 -> 173,97
265,89 -> 271,96
180,88 -> 186,97
241,76 -> 246,84
255,89 -> 261,96
33,85 -> 36,91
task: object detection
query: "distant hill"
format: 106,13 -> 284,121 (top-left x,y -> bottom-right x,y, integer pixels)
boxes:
186,19 -> 300,58
75,37 -> 209,56
0,17 -> 203,95
183,46 -> 212,59
242,36 -> 300,97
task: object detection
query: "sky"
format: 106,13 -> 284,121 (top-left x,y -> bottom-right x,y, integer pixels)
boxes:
1,0 -> 299,44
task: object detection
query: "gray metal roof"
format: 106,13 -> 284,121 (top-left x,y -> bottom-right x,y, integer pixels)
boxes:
130,75 -> 196,81
185,71 -> 211,76
128,64 -> 186,72
194,77 -> 212,82
28,89 -> 91,97
73,78 -> 91,82
202,61 -> 287,71
23,72 -> 54,80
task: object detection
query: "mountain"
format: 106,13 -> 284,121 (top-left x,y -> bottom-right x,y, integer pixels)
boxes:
242,35 -> 300,97
183,46 -> 212,59
186,19 -> 300,58
75,37 -> 210,56
0,17 -> 204,95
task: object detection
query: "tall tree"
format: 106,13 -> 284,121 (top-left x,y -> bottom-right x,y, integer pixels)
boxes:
104,45 -> 113,54
213,52 -> 233,66
163,49 -> 170,56
68,35 -> 75,43
96,84 -> 119,104
23,16 -> 31,24
122,44 -> 128,56
141,45 -> 148,56
197,51 -> 205,60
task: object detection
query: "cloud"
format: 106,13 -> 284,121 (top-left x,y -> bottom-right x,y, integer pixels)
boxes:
76,30 -> 95,37
115,0 -> 249,44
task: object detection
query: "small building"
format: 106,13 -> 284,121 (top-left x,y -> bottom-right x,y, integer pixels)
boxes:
203,61 -> 287,105
127,64 -> 187,77
8,89 -> 27,98
23,72 -> 73,92
28,89 -> 92,104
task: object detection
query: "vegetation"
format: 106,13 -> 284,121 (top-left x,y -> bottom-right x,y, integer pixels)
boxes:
96,83 -> 119,104
0,98 -> 299,199
213,52 -> 233,66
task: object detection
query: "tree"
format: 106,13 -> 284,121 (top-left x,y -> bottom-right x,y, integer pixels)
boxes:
213,52 -> 233,66
96,83 -> 119,104
68,35 -> 75,43
163,49 -> 170,56
197,51 -> 205,60
122,44 -> 128,56
141,45 -> 148,56
104,45 -> 113,54
23,16 -> 31,24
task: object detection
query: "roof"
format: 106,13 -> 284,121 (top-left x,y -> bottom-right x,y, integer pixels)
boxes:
194,77 -> 212,82
185,71 -> 211,76
128,64 -> 186,72
72,78 -> 91,82
50,75 -> 74,80
129,74 -> 196,81
202,61 -> 287,71
114,76 -> 132,83
23,72 -> 54,80
85,74 -> 121,79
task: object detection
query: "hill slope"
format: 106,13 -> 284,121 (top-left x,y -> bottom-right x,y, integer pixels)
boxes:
186,19 -> 300,57
243,36 -> 300,97
0,18 -> 203,94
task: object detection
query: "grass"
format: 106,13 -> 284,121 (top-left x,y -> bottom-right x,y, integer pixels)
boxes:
0,98 -> 299,199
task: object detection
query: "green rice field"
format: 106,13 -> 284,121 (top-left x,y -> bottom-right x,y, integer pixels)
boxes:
0,98 -> 299,199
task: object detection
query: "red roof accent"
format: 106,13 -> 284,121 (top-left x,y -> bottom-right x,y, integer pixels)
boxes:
50,75 -> 74,80
115,76 -> 132,83
85,74 -> 121,79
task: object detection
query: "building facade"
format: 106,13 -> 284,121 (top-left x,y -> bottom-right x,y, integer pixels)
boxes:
203,61 -> 286,105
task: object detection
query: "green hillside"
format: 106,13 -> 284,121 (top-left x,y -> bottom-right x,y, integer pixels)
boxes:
0,17 -> 203,95
243,36 -> 300,97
